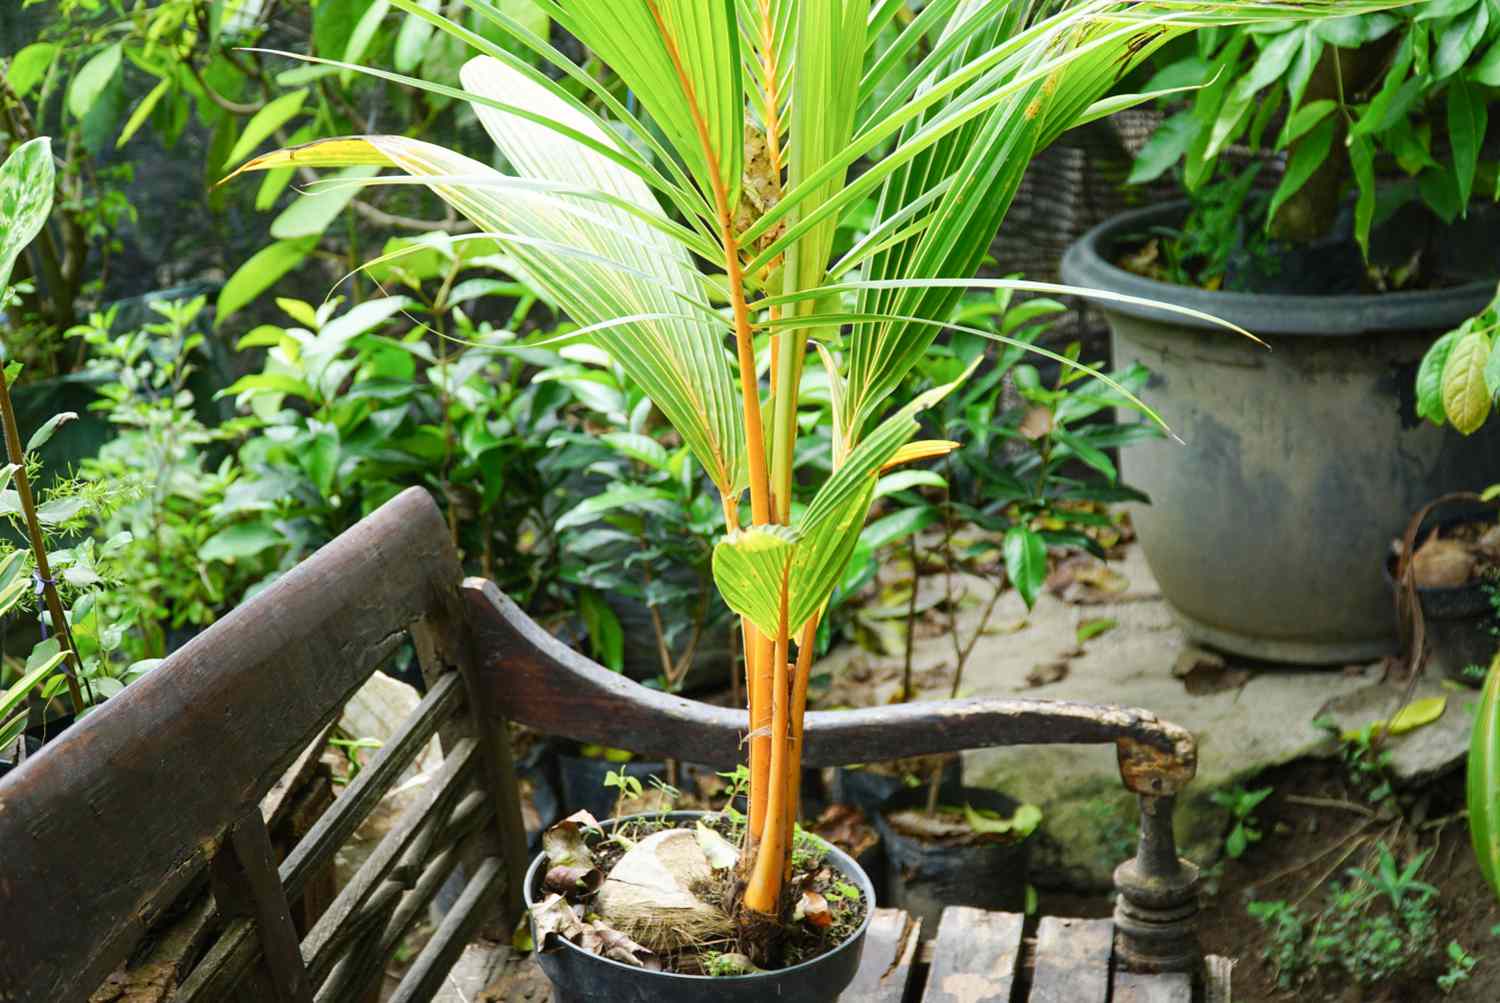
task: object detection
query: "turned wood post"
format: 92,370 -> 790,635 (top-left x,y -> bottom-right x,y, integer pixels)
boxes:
1112,734 -> 1201,975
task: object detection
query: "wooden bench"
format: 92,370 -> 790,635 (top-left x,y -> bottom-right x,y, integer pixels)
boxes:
0,488 -> 1228,1002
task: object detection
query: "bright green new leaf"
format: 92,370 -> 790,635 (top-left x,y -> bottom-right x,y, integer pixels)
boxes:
1004,525 -> 1047,610
7,43 -> 58,98
1441,327 -> 1492,435
67,43 -> 123,121
0,137 -> 56,294
200,523 -> 285,562
226,89 -> 311,169
26,411 -> 77,453
963,801 -> 1042,839
116,78 -> 172,150
217,237 -> 319,327
270,165 -> 382,239
1447,74 -> 1486,209
1417,329 -> 1461,425
713,524 -> 798,638
1266,116 -> 1336,231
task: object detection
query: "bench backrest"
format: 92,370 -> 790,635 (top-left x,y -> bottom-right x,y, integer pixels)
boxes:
0,488 -> 526,1003
0,487 -> 1203,1001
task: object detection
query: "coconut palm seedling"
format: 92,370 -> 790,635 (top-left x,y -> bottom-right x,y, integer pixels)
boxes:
229,0 -> 1400,964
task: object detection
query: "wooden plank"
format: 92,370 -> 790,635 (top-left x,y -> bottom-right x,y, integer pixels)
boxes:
462,579 -> 1194,770
387,857 -> 507,1003
209,813 -> 314,1003
841,909 -> 920,1003
0,488 -> 464,1003
1030,916 -> 1112,1003
1205,955 -> 1234,1003
921,907 -> 1023,1003
281,671 -> 463,900
263,721 -> 338,832
1112,971 -> 1193,1003
302,738 -> 478,977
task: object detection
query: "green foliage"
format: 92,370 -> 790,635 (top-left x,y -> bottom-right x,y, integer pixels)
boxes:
1416,283 -> 1500,434
1438,941 -> 1477,994
1248,844 -> 1440,990
1318,715 -> 1398,803
1131,6 -> 1500,255
1208,784 -> 1273,859
74,298 -> 278,659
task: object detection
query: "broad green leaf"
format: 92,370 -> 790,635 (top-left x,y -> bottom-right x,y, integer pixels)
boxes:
1314,13 -> 1398,47
395,0 -> 442,71
1278,99 -> 1336,150
1266,116 -> 1336,232
0,642 -> 67,724
1004,526 -> 1046,610
270,165 -> 382,239
1474,37 -> 1500,86
217,372 -> 317,401
1447,74 -> 1486,209
578,588 -> 624,671
1434,2 -> 1489,79
1471,653 -> 1500,899
874,469 -> 946,498
216,237 -> 319,327
0,137 -> 56,294
7,43 -> 58,98
116,78 -> 172,150
68,43 -> 123,121
226,89 -> 311,169
200,523 -> 284,562
557,484 -> 675,531
601,432 -> 670,470
1442,327 -> 1492,434
343,0 -> 393,85
1128,112 -> 1195,184
1417,330 -> 1460,425
26,411 -> 77,453
858,504 -> 939,552
37,496 -> 87,525
1485,333 -> 1500,399
963,801 -> 1042,838
1349,135 -> 1375,259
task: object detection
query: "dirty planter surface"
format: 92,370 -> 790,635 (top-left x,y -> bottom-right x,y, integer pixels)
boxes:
1061,203 -> 1500,663
525,810 -> 874,1003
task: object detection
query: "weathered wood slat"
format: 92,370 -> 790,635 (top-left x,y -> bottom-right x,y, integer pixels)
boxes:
921,907 -> 1024,1003
0,488 -> 464,1003
1205,955 -> 1234,1003
302,737 -> 478,976
208,813 -> 314,1003
1030,916 -> 1112,1003
317,843 -> 468,1003
387,857 -> 507,1003
282,671 -> 463,900
1113,970 -> 1193,1003
462,579 -> 1194,769
840,909 -> 920,1003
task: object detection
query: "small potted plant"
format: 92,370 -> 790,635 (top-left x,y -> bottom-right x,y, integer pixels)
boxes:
234,0 -> 1388,996
1062,5 -> 1500,663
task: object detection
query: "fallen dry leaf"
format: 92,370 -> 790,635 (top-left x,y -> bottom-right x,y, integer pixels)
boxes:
795,890 -> 834,929
1019,407 -> 1053,440
808,803 -> 880,858
1412,535 -> 1475,588
1025,661 -> 1069,688
544,863 -> 602,895
1172,646 -> 1224,679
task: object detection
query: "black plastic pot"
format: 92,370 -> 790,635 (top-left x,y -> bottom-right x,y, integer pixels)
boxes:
829,758 -> 962,817
1061,201 -> 1500,664
874,786 -> 1032,934
526,810 -> 874,1003
1385,512 -> 1498,687
556,751 -> 670,822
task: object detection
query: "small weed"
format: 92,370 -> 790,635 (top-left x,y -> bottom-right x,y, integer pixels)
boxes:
1438,941 -> 1476,994
1209,785 -> 1272,859
1315,716 -> 1396,803
1247,843 -> 1439,990
603,768 -> 644,822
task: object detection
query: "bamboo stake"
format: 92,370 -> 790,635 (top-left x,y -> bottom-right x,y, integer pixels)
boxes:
0,368 -> 87,714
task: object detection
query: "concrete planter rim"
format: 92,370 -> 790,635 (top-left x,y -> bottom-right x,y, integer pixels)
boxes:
1060,200 -> 1499,337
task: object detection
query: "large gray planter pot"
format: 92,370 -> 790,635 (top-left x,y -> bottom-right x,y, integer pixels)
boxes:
1060,203 -> 1500,664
